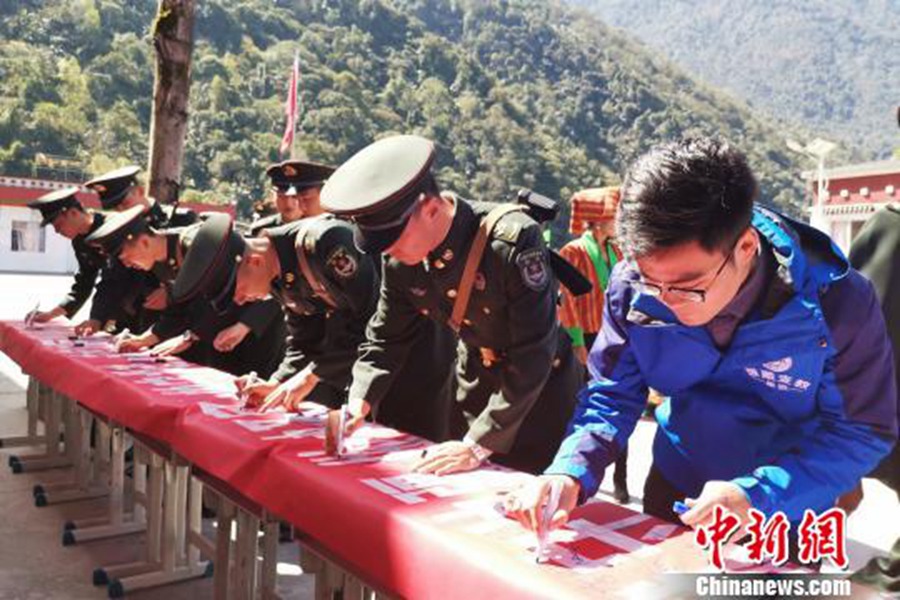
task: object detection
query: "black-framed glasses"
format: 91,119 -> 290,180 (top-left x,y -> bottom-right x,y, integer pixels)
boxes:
632,245 -> 736,304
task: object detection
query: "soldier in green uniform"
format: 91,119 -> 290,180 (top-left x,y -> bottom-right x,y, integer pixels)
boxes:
847,205 -> 900,594
24,187 -> 111,334
321,134 -> 583,475
85,206 -> 286,377
249,161 -> 335,236
247,159 -> 359,407
85,165 -> 198,230
73,165 -> 198,336
171,210 -> 456,441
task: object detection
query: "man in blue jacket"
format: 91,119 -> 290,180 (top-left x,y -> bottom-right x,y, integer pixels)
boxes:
507,137 -> 897,539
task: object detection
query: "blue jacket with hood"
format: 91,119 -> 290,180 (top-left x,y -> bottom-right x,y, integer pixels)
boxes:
547,207 -> 898,520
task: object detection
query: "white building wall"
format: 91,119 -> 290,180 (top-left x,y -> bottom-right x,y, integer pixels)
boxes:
0,205 -> 76,274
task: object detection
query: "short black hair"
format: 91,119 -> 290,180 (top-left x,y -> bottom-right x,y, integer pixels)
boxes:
421,172 -> 441,199
616,137 -> 757,258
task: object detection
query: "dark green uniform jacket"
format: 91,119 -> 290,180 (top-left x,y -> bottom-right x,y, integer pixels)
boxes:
249,213 -> 283,237
348,196 -> 582,473
848,205 -> 900,493
849,205 -> 900,594
91,203 -> 198,332
150,225 -> 286,378
58,212 -> 107,318
267,215 -> 456,439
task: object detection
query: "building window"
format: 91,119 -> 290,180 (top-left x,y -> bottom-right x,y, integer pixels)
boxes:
11,220 -> 46,253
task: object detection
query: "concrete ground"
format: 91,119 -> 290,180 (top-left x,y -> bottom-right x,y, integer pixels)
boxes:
0,273 -> 897,598
0,274 -> 312,599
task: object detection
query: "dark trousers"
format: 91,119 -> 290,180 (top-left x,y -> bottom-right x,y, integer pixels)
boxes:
584,332 -> 628,491
643,464 -> 687,524
610,445 -> 629,489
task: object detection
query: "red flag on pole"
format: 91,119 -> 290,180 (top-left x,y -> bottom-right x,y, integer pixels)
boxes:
279,53 -> 299,157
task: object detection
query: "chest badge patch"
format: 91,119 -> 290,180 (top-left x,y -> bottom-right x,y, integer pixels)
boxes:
327,246 -> 358,279
516,248 -> 549,291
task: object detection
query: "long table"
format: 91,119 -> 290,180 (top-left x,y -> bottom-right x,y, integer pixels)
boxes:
1,320 -> 751,599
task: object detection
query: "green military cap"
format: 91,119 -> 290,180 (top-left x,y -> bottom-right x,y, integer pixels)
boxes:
320,135 -> 436,254
171,213 -> 246,310
84,165 -> 141,210
84,205 -> 149,257
27,187 -> 83,227
265,160 -> 336,195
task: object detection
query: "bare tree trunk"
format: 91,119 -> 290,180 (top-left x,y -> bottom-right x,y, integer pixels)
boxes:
147,0 -> 196,205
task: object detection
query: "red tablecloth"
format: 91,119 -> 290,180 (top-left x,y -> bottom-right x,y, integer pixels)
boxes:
4,321 -> 764,598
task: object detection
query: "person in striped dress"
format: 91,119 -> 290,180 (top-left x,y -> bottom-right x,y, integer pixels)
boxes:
558,186 -> 630,503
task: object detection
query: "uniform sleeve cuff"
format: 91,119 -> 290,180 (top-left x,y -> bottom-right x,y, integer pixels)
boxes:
306,360 -> 322,379
237,318 -> 262,337
272,366 -> 293,383
464,421 -> 515,455
462,436 -> 493,463
463,425 -> 492,452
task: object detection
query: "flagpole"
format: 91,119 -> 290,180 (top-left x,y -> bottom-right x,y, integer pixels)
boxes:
291,50 -> 299,160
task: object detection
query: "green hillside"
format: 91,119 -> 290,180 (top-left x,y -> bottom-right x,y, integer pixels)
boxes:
0,0 -> 813,231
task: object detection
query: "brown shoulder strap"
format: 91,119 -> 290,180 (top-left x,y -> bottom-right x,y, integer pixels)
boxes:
295,221 -> 339,310
449,204 -> 525,332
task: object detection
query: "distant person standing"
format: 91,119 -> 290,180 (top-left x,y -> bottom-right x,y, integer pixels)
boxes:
846,204 -> 900,595
249,161 -> 335,236
558,186 -> 629,503
559,187 -> 623,364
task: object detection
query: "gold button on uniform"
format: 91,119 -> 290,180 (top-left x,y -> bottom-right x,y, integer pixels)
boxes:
420,308 -> 429,316
447,289 -> 457,299
482,307 -> 491,315
434,260 -> 445,269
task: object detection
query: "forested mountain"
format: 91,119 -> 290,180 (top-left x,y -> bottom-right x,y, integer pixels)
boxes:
572,0 -> 900,158
1,0 -> 813,229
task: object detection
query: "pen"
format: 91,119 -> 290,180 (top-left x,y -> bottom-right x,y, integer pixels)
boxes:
25,301 -> 40,328
536,479 -> 563,563
113,328 -> 131,348
336,404 -> 348,458
240,371 -> 259,397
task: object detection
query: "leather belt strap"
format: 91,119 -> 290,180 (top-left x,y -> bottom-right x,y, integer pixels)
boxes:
449,204 -> 525,333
